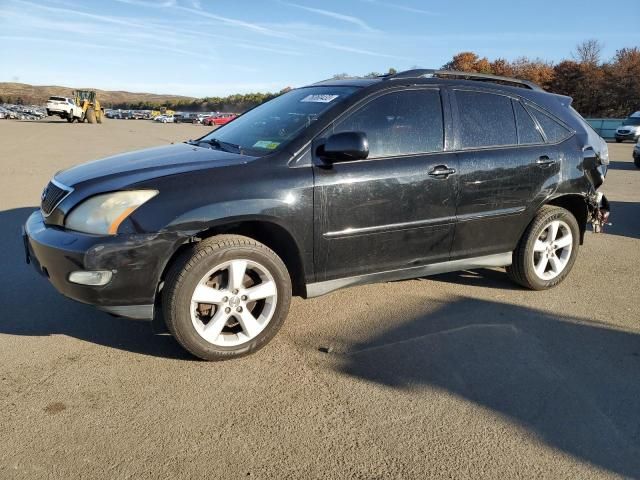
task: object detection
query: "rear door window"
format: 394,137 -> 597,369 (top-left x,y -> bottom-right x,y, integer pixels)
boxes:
333,89 -> 444,158
455,90 -> 517,148
527,105 -> 572,143
513,100 -> 544,144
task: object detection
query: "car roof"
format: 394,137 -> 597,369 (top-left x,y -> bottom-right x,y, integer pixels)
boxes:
307,69 -> 571,116
310,77 -> 381,88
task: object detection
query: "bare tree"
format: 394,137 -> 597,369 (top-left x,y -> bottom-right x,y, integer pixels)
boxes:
573,39 -> 603,65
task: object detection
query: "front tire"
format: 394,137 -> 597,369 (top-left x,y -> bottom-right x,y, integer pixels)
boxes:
634,156 -> 640,169
507,206 -> 580,290
162,235 -> 292,361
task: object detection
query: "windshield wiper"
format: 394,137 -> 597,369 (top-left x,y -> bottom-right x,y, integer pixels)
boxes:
204,138 -> 244,154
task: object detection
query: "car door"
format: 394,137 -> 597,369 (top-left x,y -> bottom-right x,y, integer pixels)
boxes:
312,87 -> 458,282
450,89 -> 563,259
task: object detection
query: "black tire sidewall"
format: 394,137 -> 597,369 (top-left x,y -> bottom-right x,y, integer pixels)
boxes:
164,241 -> 291,360
521,208 -> 580,290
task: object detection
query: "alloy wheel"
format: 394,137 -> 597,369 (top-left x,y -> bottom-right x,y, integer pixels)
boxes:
190,259 -> 278,347
531,220 -> 573,281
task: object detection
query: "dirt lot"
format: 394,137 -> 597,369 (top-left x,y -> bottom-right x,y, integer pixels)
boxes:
0,119 -> 639,479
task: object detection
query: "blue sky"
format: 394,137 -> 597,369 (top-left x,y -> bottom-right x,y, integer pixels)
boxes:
0,0 -> 638,97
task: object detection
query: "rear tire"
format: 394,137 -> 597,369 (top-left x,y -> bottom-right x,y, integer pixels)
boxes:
86,108 -> 96,124
506,206 -> 580,290
96,111 -> 102,124
162,235 -> 292,361
634,156 -> 640,169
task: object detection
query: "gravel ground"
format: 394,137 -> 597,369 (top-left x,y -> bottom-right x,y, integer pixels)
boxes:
0,119 -> 638,479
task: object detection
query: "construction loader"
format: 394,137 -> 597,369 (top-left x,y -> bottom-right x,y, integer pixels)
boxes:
74,90 -> 104,124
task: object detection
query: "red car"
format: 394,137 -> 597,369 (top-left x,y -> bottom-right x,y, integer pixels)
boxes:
203,113 -> 237,126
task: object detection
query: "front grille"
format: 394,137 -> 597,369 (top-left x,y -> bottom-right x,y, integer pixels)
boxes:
41,181 -> 70,215
619,130 -> 630,134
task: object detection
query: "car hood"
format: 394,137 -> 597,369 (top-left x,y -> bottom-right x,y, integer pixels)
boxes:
617,124 -> 640,131
55,142 -> 256,187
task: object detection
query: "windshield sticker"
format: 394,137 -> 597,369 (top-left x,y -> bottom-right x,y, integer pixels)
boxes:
301,94 -> 340,103
253,140 -> 280,149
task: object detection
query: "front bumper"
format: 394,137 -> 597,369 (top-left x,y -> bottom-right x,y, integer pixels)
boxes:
615,132 -> 639,141
23,210 -> 183,320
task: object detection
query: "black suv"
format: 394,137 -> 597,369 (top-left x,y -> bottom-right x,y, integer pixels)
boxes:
24,69 -> 610,360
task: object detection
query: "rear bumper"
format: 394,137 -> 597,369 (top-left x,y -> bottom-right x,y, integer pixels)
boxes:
23,210 -> 184,320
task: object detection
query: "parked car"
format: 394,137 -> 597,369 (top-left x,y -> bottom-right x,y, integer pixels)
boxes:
45,96 -> 83,123
154,115 -> 174,123
174,113 -> 197,123
615,111 -> 640,143
633,139 -> 640,168
24,69 -> 610,361
203,113 -> 237,126
193,113 -> 209,124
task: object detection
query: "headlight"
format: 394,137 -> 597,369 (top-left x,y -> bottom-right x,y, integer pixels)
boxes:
65,190 -> 158,235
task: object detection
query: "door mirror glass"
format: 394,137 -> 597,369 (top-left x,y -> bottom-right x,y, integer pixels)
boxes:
320,131 -> 369,162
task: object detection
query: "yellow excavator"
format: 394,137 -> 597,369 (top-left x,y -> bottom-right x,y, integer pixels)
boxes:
74,90 -> 104,124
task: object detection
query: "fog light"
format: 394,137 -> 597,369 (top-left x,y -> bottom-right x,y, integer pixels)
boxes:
68,270 -> 112,286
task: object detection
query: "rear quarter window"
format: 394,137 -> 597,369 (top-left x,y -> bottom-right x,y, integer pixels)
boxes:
527,105 -> 572,143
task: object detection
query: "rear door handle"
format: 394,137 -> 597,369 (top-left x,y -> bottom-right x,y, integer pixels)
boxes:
536,155 -> 557,166
428,165 -> 456,178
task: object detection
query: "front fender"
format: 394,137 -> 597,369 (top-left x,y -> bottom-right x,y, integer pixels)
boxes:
167,198 -> 302,233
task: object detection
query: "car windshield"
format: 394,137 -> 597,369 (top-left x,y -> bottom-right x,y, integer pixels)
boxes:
623,117 -> 640,126
199,86 -> 359,155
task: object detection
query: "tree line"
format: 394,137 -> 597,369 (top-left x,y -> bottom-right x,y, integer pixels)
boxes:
334,41 -> 639,118
109,91 -> 284,113
440,40 -> 639,117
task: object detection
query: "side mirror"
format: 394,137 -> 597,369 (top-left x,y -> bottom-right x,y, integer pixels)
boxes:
319,131 -> 369,163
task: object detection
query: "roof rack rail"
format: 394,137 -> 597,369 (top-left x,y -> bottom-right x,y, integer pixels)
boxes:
387,68 -> 543,91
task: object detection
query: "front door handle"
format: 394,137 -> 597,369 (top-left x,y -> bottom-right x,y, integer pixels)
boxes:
428,165 -> 456,178
536,155 -> 557,166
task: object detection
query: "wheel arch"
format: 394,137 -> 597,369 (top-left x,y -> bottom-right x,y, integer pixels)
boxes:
157,218 -> 308,300
545,194 -> 589,244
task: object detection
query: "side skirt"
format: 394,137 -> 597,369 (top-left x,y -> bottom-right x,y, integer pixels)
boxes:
305,252 -> 512,298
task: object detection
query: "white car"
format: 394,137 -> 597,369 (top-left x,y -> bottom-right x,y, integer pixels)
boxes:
46,96 -> 83,123
155,115 -> 175,123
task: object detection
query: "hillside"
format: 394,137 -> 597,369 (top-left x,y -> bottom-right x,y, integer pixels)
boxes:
0,82 -> 196,107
